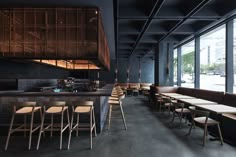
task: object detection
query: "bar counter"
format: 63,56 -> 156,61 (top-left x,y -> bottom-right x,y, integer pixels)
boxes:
0,84 -> 114,134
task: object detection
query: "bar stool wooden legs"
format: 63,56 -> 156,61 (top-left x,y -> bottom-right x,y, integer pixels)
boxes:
5,101 -> 42,150
108,100 -> 127,130
68,101 -> 97,150
37,101 -> 70,150
109,87 -> 127,130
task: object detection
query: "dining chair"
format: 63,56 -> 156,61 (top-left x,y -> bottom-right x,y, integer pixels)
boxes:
171,102 -> 191,127
187,108 -> 223,146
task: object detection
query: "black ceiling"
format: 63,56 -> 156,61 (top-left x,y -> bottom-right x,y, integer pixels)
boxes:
1,0 -> 236,60
115,0 -> 236,59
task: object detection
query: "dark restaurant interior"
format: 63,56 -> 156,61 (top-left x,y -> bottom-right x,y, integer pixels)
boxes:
0,0 -> 236,157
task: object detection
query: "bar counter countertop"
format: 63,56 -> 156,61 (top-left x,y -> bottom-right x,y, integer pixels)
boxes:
0,84 -> 114,96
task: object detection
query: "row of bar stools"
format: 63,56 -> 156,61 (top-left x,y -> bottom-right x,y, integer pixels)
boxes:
108,86 -> 127,130
68,101 -> 97,150
5,100 -> 97,150
5,102 -> 42,150
37,101 -> 70,150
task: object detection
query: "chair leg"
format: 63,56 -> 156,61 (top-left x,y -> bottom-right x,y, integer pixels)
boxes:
59,112 -> 64,150
37,112 -> 45,150
28,111 -> 35,150
66,109 -> 70,150
171,112 -> 176,123
24,115 -> 27,137
203,125 -> 208,146
187,122 -> 193,136
92,109 -> 97,137
179,113 -> 183,128
50,114 -> 53,137
217,124 -> 224,145
76,114 -> 79,136
90,111 -> 93,149
68,112 -> 74,150
39,109 -> 45,137
168,106 -> 171,115
120,103 -> 127,130
108,105 -> 112,130
67,109 -> 70,130
5,113 -> 15,151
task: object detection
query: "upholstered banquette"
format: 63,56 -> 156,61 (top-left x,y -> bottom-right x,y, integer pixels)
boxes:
150,85 -> 236,145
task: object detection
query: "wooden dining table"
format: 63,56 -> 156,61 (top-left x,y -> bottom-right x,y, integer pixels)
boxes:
178,98 -> 217,105
167,95 -> 196,99
160,93 -> 182,96
194,104 -> 236,114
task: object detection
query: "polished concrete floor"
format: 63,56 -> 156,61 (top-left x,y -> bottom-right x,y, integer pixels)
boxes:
0,96 -> 236,157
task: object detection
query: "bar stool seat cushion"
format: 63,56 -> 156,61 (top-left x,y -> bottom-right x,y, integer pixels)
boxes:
74,106 -> 91,113
194,117 -> 219,125
46,106 -> 68,113
108,100 -> 120,105
16,106 -> 41,114
109,97 -> 119,101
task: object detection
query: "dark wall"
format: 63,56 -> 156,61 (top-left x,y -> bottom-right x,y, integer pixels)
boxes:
89,58 -> 154,83
0,57 -> 154,88
155,42 -> 174,86
0,60 -> 70,79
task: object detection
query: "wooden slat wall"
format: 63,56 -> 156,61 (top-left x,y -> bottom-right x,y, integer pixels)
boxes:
0,8 -> 110,70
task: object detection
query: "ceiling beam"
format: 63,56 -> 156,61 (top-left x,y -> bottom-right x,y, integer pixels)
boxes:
117,16 -> 221,21
128,0 -> 166,58
142,0 -> 212,57
114,0 -> 119,59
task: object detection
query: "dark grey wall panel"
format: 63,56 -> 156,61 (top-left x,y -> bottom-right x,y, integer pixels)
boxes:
88,58 -> 154,84
155,42 -> 170,86
0,60 -> 70,79
141,59 -> 154,83
129,58 -> 139,83
0,58 -> 154,85
117,58 -> 128,83
99,59 -> 116,83
18,79 -> 57,91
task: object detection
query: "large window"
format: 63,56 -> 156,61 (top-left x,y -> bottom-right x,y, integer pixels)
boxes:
181,41 -> 195,88
200,25 -> 226,91
233,20 -> 236,93
173,49 -> 178,86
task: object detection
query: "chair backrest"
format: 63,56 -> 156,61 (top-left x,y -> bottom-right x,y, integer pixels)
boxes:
191,109 -> 210,118
173,102 -> 185,109
49,101 -> 66,106
190,109 -> 210,124
18,101 -> 37,106
74,101 -> 93,106
162,97 -> 172,103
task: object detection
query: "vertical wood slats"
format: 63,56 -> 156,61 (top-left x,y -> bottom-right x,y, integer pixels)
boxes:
0,8 -> 110,70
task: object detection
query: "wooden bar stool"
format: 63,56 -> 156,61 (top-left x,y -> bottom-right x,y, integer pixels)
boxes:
68,101 -> 97,150
5,101 -> 42,150
37,101 -> 70,150
108,94 -> 127,130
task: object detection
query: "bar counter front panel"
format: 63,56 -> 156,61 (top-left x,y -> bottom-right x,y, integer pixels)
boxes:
0,84 -> 114,134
